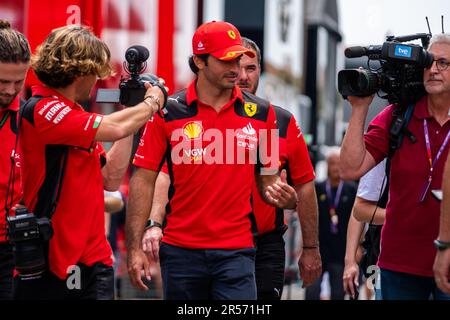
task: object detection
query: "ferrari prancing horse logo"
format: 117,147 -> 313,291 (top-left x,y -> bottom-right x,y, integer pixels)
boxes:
244,102 -> 257,117
228,30 -> 236,39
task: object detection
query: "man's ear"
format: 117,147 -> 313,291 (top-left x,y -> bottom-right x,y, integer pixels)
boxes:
193,55 -> 206,70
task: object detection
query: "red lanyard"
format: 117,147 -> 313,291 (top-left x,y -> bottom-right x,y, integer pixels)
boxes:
419,119 -> 450,202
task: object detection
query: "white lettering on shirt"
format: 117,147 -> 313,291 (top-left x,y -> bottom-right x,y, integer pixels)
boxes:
38,100 -> 58,116
44,103 -> 66,121
53,106 -> 71,124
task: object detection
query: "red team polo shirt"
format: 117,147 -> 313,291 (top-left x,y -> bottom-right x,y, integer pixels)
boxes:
0,97 -> 22,243
252,106 -> 315,235
19,85 -> 112,279
365,96 -> 450,277
133,80 -> 277,249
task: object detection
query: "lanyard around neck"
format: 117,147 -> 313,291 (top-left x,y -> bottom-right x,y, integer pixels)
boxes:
326,180 -> 343,209
0,111 -> 10,130
419,119 -> 450,202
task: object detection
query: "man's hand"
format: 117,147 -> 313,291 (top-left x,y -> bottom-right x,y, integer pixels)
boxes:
433,249 -> 450,295
343,261 -> 360,299
143,78 -> 168,112
142,227 -> 163,262
264,170 -> 298,209
298,247 -> 322,288
127,249 -> 152,290
346,94 -> 375,110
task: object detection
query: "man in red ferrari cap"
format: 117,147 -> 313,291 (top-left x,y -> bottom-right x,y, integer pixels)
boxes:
126,21 -> 298,299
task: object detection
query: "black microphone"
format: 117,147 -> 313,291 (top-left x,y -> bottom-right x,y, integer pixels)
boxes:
345,45 -> 382,58
125,45 -> 149,64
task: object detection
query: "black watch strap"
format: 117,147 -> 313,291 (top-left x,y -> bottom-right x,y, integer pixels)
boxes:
144,219 -> 163,231
434,239 -> 450,251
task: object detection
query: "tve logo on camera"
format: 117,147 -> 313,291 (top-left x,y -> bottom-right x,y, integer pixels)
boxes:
394,45 -> 412,58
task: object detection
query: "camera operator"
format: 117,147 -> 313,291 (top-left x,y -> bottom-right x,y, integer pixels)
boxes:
15,25 -> 165,300
433,150 -> 450,294
0,19 -> 30,300
340,33 -> 450,299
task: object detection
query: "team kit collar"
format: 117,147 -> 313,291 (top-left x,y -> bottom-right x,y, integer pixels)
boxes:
31,85 -> 84,111
2,96 -> 20,112
0,96 -> 20,120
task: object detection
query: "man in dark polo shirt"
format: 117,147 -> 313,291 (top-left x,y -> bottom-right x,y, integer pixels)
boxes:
126,21 -> 296,300
340,33 -> 450,299
16,25 -> 165,299
0,19 -> 30,300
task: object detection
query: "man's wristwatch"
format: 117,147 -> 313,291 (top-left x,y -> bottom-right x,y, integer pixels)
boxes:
434,239 -> 450,251
144,219 -> 163,231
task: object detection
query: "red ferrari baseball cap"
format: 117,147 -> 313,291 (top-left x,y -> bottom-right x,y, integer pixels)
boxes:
192,21 -> 255,61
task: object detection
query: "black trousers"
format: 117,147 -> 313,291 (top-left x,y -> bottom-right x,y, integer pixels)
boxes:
14,262 -> 114,300
0,242 -> 14,300
160,243 -> 257,300
255,231 -> 286,300
304,262 -> 345,300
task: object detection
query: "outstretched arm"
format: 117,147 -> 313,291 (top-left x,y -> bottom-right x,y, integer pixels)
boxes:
96,82 -> 164,142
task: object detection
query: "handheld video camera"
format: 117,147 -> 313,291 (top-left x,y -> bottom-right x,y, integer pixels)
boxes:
7,207 -> 53,276
338,33 -> 434,106
96,45 -> 168,108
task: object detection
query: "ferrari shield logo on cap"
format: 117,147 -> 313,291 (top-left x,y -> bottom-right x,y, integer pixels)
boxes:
244,102 -> 257,117
227,30 -> 236,39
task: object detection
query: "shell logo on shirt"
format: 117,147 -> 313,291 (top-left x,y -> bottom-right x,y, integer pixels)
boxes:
182,121 -> 204,140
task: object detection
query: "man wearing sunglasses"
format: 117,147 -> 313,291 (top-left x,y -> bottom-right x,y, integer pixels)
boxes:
340,33 -> 450,299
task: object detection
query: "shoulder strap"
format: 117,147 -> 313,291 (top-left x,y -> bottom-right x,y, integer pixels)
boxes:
368,159 -> 390,225
18,96 -> 69,219
9,110 -> 18,135
388,104 -> 416,158
377,159 -> 390,209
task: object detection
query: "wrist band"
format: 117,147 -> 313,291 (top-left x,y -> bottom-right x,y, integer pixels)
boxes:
144,219 -> 163,231
434,239 -> 450,251
303,245 -> 319,249
144,95 -> 161,112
